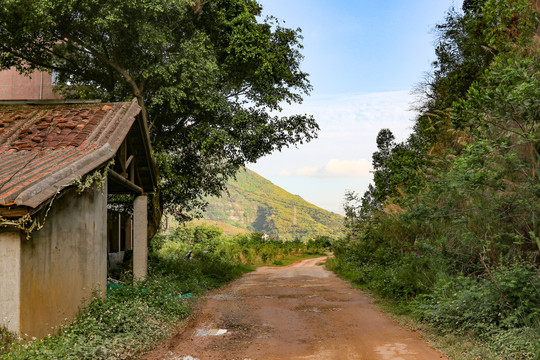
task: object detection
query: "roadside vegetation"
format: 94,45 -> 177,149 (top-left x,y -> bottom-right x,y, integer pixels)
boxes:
0,253 -> 248,359
329,1 -> 540,359
0,224 -> 330,359
155,223 -> 331,266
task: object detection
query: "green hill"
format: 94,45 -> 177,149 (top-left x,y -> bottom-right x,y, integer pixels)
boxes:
202,168 -> 344,240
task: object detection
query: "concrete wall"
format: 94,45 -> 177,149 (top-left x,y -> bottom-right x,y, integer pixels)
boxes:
0,68 -> 62,101
133,195 -> 148,281
0,231 -> 21,334
19,183 -> 107,337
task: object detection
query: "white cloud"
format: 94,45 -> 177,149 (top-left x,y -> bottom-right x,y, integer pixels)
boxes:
323,159 -> 372,178
279,169 -> 291,177
251,90 -> 417,212
283,158 -> 372,179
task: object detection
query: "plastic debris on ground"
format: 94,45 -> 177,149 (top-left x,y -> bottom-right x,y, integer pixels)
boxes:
196,326 -> 228,337
209,329 -> 227,336
165,353 -> 200,360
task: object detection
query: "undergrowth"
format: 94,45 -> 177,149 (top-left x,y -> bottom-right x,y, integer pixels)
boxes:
0,252 -> 250,360
155,223 -> 330,266
327,245 -> 540,360
332,1 -> 540,358
1,224 -> 329,359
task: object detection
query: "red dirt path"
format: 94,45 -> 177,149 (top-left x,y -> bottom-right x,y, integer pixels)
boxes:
141,257 -> 448,360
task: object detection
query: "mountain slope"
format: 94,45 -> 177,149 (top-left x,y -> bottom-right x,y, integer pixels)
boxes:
202,168 -> 344,240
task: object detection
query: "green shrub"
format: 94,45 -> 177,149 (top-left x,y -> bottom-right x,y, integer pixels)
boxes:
330,234 -> 539,360
2,251 -> 249,359
487,327 -> 540,360
416,265 -> 540,334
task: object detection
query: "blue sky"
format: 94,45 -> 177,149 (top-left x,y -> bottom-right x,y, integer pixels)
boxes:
249,0 -> 463,214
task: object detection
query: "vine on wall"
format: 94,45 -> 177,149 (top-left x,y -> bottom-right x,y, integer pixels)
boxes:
0,160 -> 113,238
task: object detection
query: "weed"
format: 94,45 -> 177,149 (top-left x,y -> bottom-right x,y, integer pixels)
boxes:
0,328 -> 15,355
1,252 -> 249,359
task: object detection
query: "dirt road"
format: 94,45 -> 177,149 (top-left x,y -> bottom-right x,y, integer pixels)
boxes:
143,257 -> 448,360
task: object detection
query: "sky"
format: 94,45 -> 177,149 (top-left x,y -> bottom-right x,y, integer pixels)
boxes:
248,0 -> 464,215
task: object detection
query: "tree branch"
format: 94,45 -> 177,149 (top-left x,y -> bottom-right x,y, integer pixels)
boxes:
61,32 -> 149,125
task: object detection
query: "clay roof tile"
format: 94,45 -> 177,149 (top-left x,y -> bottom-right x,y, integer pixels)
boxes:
0,99 -> 152,209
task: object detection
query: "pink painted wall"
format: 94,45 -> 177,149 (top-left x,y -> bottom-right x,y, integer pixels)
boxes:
0,68 -> 62,100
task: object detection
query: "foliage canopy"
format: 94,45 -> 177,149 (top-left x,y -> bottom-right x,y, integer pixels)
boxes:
0,0 -> 319,233
338,1 -> 540,358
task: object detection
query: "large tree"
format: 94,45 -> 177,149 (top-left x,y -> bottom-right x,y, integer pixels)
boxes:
0,0 -> 318,235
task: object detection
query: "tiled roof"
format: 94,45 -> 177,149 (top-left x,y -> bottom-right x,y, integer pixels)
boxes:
0,99 -> 142,209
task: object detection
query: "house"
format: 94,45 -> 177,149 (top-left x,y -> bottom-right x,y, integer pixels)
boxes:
0,68 -> 61,101
0,96 -> 158,338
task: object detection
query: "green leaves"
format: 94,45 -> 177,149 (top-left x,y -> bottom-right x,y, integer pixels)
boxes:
482,0 -> 537,53
339,2 -> 539,358
2,252 -> 247,359
0,0 -> 318,224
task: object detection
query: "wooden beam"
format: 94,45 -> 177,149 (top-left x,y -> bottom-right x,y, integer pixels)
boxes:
125,155 -> 134,170
108,169 -> 143,194
129,156 -> 135,182
119,140 -> 128,177
0,207 -> 30,218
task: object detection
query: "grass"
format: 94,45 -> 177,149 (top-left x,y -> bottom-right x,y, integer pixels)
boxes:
372,298 -> 500,360
373,297 -> 540,360
1,226 -> 332,359
326,264 -> 499,360
0,328 -> 15,356
0,253 -> 250,360
325,257 -> 540,360
156,224 -> 332,268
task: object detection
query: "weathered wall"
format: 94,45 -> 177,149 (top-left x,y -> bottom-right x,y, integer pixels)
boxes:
0,231 -> 21,334
0,68 -> 62,101
19,183 -> 107,338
